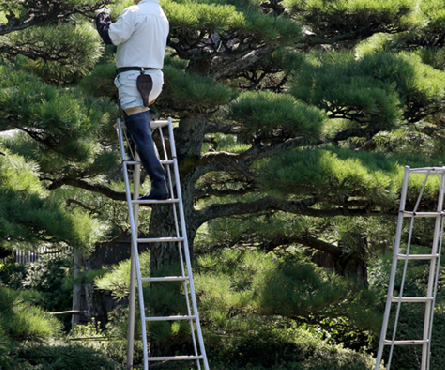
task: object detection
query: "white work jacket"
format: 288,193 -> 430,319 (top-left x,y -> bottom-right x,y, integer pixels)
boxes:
108,0 -> 169,69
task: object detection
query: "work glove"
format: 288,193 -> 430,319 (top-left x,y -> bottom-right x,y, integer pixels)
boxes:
94,8 -> 112,16
92,8 -> 112,29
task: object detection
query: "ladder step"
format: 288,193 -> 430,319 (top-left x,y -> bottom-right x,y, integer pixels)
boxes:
137,236 -> 184,243
132,198 -> 180,205
383,339 -> 429,345
146,315 -> 196,322
141,276 -> 189,282
397,253 -> 440,260
125,159 -> 174,166
150,120 -> 169,129
147,355 -> 204,361
401,211 -> 444,218
391,296 -> 434,303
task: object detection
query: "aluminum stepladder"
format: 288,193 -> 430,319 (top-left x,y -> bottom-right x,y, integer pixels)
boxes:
116,117 -> 210,370
375,166 -> 445,370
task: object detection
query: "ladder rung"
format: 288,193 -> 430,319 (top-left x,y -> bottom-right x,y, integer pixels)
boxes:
401,211 -> 444,218
137,236 -> 184,243
125,159 -> 174,165
147,355 -> 204,361
150,120 -> 169,129
397,253 -> 440,260
146,315 -> 196,322
391,296 -> 434,303
132,198 -> 180,205
383,339 -> 429,345
141,276 -> 189,282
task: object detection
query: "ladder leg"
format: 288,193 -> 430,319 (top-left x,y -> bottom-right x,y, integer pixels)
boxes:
423,173 -> 445,370
375,166 -> 445,370
375,167 -> 411,370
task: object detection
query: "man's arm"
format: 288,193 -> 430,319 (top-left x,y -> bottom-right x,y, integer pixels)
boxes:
95,9 -> 113,45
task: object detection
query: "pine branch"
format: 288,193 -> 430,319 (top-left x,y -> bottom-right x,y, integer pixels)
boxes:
213,44 -> 275,81
204,122 -> 240,135
194,136 -> 310,178
44,177 -> 126,201
259,234 -> 342,257
0,0 -> 111,36
194,196 -> 382,226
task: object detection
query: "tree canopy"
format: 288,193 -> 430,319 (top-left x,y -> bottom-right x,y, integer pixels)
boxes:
1,0 -> 445,278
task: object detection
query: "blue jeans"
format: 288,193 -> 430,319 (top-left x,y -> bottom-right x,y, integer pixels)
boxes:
123,110 -> 167,193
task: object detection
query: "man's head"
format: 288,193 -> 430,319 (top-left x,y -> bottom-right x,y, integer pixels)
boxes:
134,0 -> 142,4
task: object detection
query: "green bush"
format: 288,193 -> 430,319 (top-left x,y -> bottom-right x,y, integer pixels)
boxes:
0,286 -> 62,342
0,262 -> 27,289
1,342 -> 122,370
208,327 -> 382,370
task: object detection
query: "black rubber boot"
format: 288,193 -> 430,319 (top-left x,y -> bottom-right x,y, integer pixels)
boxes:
123,110 -> 168,200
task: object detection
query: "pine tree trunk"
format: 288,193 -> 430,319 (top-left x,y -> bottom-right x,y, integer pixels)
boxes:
84,258 -> 108,327
334,238 -> 368,288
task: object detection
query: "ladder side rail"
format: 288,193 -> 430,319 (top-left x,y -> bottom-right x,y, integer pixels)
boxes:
128,151 -> 142,370
117,119 -> 149,370
160,121 -> 202,367
426,215 -> 444,370
167,118 -> 210,370
375,166 -> 410,370
425,174 -> 445,370
387,171 -> 431,370
117,120 -> 137,369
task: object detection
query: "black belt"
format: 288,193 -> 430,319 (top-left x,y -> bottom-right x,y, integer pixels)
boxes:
117,67 -> 157,74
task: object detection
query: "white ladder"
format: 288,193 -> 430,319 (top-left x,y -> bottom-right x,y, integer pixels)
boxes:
116,117 -> 210,370
375,166 -> 445,370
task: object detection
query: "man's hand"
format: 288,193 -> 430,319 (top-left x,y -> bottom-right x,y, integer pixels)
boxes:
94,8 -> 114,45
94,8 -> 112,16
92,8 -> 112,30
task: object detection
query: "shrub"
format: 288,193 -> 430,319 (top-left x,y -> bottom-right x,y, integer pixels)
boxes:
0,286 -> 62,342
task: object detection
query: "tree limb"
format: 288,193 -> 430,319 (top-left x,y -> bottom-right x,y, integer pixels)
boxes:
193,196 -> 382,227
0,0 -> 110,36
44,177 -> 126,201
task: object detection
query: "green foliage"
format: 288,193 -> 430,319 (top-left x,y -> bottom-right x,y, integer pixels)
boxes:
95,251 -> 150,300
291,51 -> 445,130
229,91 -> 325,143
0,286 -> 62,342
256,145 -> 444,205
160,65 -> 235,113
210,327 -> 382,370
286,0 -> 418,37
1,341 -> 122,370
0,263 -> 27,290
161,0 -> 301,42
79,64 -> 118,100
196,250 -> 381,335
23,256 -> 73,316
7,24 -> 103,84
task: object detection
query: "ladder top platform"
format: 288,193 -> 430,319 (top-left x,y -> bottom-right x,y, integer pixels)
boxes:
408,166 -> 445,175
116,120 -> 170,130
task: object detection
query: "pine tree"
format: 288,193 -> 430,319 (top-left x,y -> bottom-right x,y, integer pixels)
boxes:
2,0 -> 445,285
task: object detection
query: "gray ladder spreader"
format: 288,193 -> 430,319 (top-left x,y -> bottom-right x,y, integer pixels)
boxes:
375,166 -> 445,370
116,117 -> 210,370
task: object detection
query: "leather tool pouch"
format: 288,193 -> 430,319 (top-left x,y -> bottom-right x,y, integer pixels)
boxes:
136,69 -> 153,107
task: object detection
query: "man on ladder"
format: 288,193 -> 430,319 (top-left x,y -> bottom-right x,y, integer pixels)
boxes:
95,0 -> 170,200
